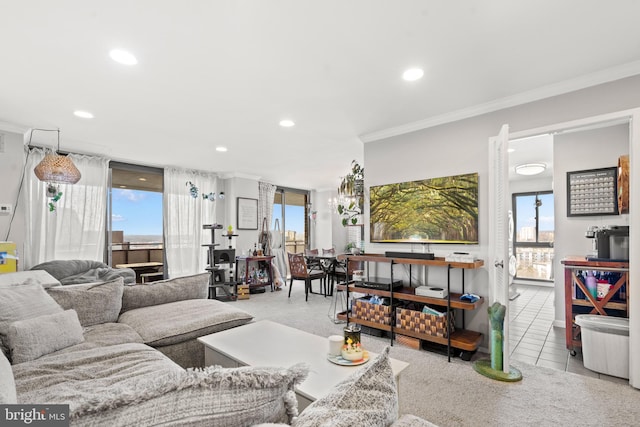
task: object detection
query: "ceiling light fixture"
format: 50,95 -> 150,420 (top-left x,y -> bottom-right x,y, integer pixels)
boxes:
138,177 -> 147,182
73,110 -> 94,119
109,49 -> 137,65
515,163 -> 546,176
31,128 -> 82,184
279,119 -> 295,128
216,146 -> 228,152
402,68 -> 424,81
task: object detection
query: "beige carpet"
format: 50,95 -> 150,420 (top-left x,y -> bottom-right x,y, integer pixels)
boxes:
229,286 -> 640,427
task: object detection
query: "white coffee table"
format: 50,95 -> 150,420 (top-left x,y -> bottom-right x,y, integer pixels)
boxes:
197,320 -> 409,410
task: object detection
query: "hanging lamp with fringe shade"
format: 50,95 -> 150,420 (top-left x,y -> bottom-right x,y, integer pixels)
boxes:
32,129 -> 81,184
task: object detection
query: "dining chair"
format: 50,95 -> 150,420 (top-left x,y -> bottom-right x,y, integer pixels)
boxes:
287,252 -> 328,301
304,248 -> 323,272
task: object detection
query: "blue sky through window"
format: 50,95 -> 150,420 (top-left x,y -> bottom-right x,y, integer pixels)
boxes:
112,189 -> 163,237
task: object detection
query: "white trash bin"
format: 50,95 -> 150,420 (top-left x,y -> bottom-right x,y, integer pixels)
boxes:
575,314 -> 629,379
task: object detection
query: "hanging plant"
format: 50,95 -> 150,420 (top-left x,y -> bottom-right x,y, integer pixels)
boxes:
337,160 -> 364,227
46,183 -> 63,212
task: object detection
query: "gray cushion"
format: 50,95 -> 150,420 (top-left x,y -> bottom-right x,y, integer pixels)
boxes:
118,298 -> 253,346
29,259 -> 136,285
0,283 -> 63,358
7,310 -> 85,364
0,270 -> 61,289
121,273 -> 209,313
13,342 -> 308,426
50,323 -> 144,356
0,348 -> 16,403
46,278 -> 124,326
293,346 -> 399,427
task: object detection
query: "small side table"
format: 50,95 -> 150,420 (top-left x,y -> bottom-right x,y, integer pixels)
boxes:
235,255 -> 275,292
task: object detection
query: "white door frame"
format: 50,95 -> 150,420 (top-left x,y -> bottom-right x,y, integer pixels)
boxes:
494,108 -> 640,388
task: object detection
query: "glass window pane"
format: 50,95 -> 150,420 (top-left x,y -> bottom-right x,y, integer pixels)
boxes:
537,193 -> 555,243
515,195 -> 537,242
515,247 -> 554,280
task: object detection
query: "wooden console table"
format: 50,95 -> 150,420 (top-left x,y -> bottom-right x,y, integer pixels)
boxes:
235,255 -> 275,292
561,256 -> 629,355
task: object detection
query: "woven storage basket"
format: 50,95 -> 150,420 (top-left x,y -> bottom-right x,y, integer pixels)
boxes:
353,298 -> 394,326
396,307 -> 455,338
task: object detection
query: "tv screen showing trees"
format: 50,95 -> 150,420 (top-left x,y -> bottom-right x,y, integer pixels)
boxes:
369,172 -> 479,244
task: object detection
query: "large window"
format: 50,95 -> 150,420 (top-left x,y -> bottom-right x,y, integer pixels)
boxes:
108,162 -> 164,268
272,188 -> 309,255
512,191 -> 554,281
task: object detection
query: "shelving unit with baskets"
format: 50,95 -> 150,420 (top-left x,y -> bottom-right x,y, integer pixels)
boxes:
337,254 -> 485,361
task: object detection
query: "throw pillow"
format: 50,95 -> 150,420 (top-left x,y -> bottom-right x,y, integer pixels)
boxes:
0,348 -> 16,403
0,283 -> 63,358
46,278 -> 124,326
7,309 -> 85,364
121,273 -> 209,313
293,346 -> 399,427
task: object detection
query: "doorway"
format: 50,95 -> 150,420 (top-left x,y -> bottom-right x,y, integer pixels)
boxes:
272,187 -> 310,254
107,162 -> 164,273
493,110 -> 639,385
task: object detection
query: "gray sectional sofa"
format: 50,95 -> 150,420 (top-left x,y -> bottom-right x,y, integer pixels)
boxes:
0,269 -> 435,426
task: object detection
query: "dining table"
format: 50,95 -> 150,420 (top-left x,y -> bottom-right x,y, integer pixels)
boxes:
304,253 -> 345,296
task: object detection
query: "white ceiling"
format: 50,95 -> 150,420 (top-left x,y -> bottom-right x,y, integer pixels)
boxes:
2,1 -> 640,191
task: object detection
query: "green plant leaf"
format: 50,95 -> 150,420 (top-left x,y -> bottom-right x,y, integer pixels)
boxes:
337,205 -> 344,214
342,218 -> 348,226
351,217 -> 358,225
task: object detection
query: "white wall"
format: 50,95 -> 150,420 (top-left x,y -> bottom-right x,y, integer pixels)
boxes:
552,124 -> 629,322
0,130 -> 26,268
364,75 -> 640,347
223,176 -> 259,257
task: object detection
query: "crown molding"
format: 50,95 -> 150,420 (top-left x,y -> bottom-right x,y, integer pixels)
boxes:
220,172 -> 262,181
0,121 -> 29,135
360,60 -> 640,143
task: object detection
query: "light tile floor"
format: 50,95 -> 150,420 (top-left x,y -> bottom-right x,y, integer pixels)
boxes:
508,284 -> 628,385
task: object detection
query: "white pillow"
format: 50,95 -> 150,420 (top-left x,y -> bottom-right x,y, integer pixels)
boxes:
0,283 -> 63,359
7,310 -> 84,364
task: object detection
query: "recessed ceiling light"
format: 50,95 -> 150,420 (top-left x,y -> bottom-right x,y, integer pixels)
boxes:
73,110 -> 94,119
109,49 -> 137,65
507,148 -> 515,153
279,119 -> 295,128
119,185 -> 126,188
402,68 -> 424,81
515,163 -> 546,176
138,177 -> 147,181
216,146 -> 228,152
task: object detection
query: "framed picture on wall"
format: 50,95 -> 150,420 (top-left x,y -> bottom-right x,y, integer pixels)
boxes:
237,197 -> 258,229
566,167 -> 618,217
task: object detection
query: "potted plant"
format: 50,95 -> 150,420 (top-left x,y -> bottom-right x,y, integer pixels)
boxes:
227,225 -> 234,235
345,242 -> 361,255
337,160 -> 364,227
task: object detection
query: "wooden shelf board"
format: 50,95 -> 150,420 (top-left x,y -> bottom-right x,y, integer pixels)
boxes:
395,328 -> 482,351
337,284 -> 484,310
340,254 -> 484,269
571,299 -> 627,311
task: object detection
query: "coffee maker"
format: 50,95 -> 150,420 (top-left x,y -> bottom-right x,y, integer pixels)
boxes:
585,225 -> 629,260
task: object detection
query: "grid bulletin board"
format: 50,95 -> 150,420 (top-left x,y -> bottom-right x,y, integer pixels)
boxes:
566,167 -> 618,217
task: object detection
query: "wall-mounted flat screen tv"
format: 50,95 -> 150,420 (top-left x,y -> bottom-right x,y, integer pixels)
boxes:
369,172 -> 479,244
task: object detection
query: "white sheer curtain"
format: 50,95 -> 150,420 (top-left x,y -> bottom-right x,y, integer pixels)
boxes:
24,147 -> 110,268
258,182 -> 276,240
164,168 -> 218,278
